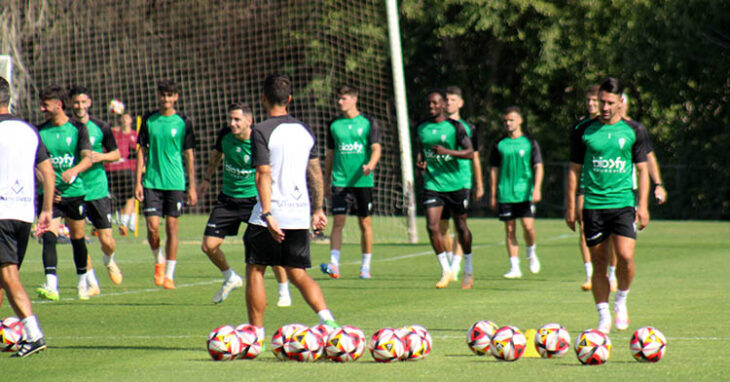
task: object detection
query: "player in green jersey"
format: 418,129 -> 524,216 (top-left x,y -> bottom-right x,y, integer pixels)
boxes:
566,78 -> 652,334
489,106 -> 544,279
439,86 -> 483,289
415,90 -> 475,289
69,86 -> 124,296
136,80 -> 197,290
35,85 -> 93,301
320,85 -> 382,280
198,103 -> 291,306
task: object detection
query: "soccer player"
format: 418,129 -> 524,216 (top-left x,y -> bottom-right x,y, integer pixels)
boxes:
440,86 -> 483,288
415,90 -> 474,289
69,86 -> 124,294
198,102 -> 291,306
0,76 -> 51,357
35,85 -> 93,301
489,106 -> 544,278
243,73 -> 338,334
565,77 -> 651,334
106,112 -> 138,236
320,85 -> 382,279
136,80 -> 197,289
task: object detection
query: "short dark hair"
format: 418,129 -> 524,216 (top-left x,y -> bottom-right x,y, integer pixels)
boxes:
68,85 -> 91,100
446,86 -> 463,98
504,106 -> 522,117
228,102 -> 253,115
426,88 -> 447,101
40,84 -> 68,108
599,77 -> 623,96
586,84 -> 600,96
337,85 -> 359,97
157,80 -> 179,94
263,73 -> 292,106
0,77 -> 9,106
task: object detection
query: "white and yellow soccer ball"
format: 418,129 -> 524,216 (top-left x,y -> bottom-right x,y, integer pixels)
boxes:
490,325 -> 527,361
283,327 -> 325,362
0,317 -> 24,352
271,323 -> 307,361
535,323 -> 572,358
467,320 -> 499,356
369,328 -> 405,363
108,99 -> 125,115
574,329 -> 612,365
325,325 -> 366,362
398,324 -> 432,361
206,324 -> 242,361
630,326 -> 667,363
234,323 -> 264,360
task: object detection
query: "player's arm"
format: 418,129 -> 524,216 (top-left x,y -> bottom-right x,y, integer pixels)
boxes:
635,161 -> 650,230
91,121 -> 121,163
199,149 -> 222,199
255,164 -> 284,242
184,148 -> 197,206
432,122 -> 473,159
35,140 -> 55,233
565,163 -> 582,231
471,152 -> 484,200
135,146 -> 146,201
307,157 -> 327,233
531,138 -> 544,203
647,151 -> 667,204
63,149 -> 93,183
489,166 -> 499,211
324,148 -> 334,198
364,143 -> 381,176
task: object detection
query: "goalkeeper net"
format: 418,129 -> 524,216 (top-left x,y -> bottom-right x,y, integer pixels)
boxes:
1,0 -> 411,243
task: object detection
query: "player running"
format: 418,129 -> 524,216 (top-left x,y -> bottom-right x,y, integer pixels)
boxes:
35,85 -> 94,301
136,80 -> 197,290
489,106 -> 543,279
566,78 -> 651,334
0,77 -> 51,357
69,86 -> 124,295
440,86 -> 483,288
244,73 -> 338,335
415,90 -> 475,289
198,103 -> 292,306
320,85 -> 382,280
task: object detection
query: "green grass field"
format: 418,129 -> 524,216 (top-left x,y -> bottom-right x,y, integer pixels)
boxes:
2,217 -> 728,381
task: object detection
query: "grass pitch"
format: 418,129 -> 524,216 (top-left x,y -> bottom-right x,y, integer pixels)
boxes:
1,217 -> 728,381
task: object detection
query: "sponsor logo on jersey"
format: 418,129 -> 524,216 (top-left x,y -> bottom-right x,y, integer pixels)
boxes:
50,153 -> 76,169
424,150 -> 453,162
224,162 -> 254,178
339,141 -> 364,154
591,156 -> 627,173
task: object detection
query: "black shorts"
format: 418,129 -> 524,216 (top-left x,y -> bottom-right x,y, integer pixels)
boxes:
331,187 -> 373,217
497,201 -> 535,221
108,169 -> 136,206
37,195 -> 86,221
0,220 -> 31,267
440,188 -> 471,220
142,189 -> 185,217
203,194 -> 257,238
85,197 -> 113,229
243,224 -> 311,268
423,188 -> 469,216
582,207 -> 637,247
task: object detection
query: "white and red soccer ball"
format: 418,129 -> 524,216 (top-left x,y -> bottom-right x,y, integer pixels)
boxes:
630,326 -> 667,363
283,327 -> 325,362
325,325 -> 366,362
271,323 -> 308,361
574,329 -> 612,365
207,324 -> 242,361
108,99 -> 125,115
369,328 -> 405,363
0,317 -> 24,352
234,324 -> 264,360
490,325 -> 527,361
397,325 -> 432,361
467,320 -> 499,356
535,323 -> 572,358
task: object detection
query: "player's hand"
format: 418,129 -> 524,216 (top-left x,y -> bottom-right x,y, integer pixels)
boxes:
36,211 -> 53,235
532,189 -> 542,203
565,208 -> 576,232
61,169 -> 78,184
88,151 -> 103,164
416,161 -> 427,170
311,209 -> 327,233
362,164 -> 373,176
187,188 -> 198,206
135,184 -> 144,202
431,145 -> 448,155
474,184 -> 484,201
197,179 -> 209,200
636,206 -> 650,231
265,215 -> 285,243
654,185 -> 667,205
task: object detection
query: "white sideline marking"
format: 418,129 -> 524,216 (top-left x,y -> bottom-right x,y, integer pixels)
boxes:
33,280 -> 221,304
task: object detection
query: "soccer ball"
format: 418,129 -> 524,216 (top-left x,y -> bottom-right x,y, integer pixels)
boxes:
207,324 -> 242,361
311,323 -> 335,341
325,325 -> 366,362
0,317 -> 24,352
535,323 -> 571,358
283,327 -> 325,362
271,323 -> 307,361
574,329 -> 612,365
108,99 -> 125,115
369,328 -> 404,363
630,326 -> 667,363
400,330 -> 430,361
234,324 -> 264,360
490,325 -> 527,361
467,320 -> 499,356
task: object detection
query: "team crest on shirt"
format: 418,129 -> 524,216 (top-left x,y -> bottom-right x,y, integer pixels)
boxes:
348,124 -> 352,130
291,186 -> 303,200
519,149 -> 525,157
432,129 -> 437,135
244,154 -> 250,163
618,137 -> 626,149
171,128 -> 178,137
441,134 -> 446,142
357,128 -> 363,136
236,147 -> 242,153
66,137 -> 72,146
11,180 -> 23,194
90,137 -> 96,145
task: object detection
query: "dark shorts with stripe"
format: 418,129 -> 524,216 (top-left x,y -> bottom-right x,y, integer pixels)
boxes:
37,195 -> 86,221
85,197 -> 113,229
331,187 -> 373,217
243,224 -> 311,268
497,201 -> 535,221
142,189 -> 185,217
203,194 -> 257,238
582,207 -> 637,247
423,188 -> 470,216
0,220 -> 31,267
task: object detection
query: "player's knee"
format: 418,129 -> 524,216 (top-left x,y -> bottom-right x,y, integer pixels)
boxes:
41,231 -> 57,247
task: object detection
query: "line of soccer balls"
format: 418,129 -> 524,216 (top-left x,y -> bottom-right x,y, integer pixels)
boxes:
467,320 -> 667,365
206,323 -> 432,362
